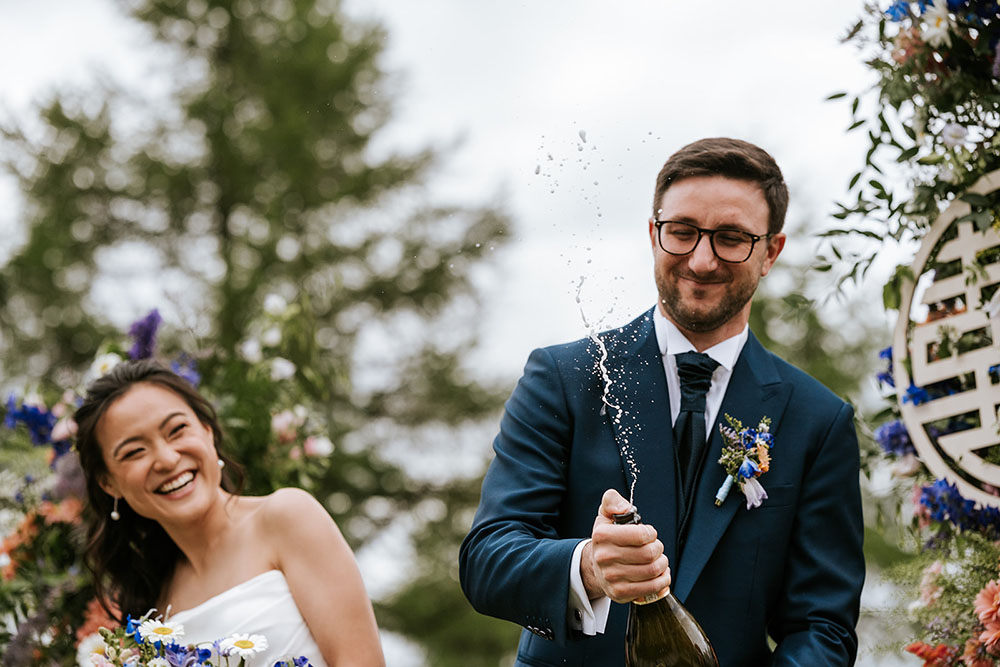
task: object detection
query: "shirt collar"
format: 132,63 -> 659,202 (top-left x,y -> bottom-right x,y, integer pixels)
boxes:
652,306 -> 748,372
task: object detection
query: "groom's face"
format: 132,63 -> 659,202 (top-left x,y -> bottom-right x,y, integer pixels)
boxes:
650,175 -> 784,346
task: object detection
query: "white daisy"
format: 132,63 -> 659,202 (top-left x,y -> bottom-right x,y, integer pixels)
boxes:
941,122 -> 967,147
136,618 -> 185,643
148,658 -> 170,667
921,0 -> 954,48
88,353 -> 123,380
220,633 -> 269,658
75,632 -> 106,667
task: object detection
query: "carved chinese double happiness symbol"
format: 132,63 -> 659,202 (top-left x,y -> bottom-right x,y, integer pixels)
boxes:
894,169 -> 1000,507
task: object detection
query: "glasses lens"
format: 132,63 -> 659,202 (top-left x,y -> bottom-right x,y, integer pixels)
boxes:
658,222 -> 756,262
711,229 -> 755,262
659,222 -> 700,255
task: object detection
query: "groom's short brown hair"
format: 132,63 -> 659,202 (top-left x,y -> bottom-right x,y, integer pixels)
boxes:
652,137 -> 789,235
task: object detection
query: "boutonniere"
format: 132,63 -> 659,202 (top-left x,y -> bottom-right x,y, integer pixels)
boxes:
714,414 -> 773,509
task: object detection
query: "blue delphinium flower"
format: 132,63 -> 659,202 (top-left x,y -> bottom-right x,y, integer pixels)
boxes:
171,354 -> 201,387
128,308 -> 163,360
876,346 -> 895,388
920,479 -> 976,529
886,0 -> 910,20
740,428 -> 757,448
874,419 -> 915,456
903,383 -> 931,405
125,615 -> 143,643
738,459 -> 760,478
3,396 -> 57,445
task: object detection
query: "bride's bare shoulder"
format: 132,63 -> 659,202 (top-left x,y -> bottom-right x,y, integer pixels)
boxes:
254,487 -> 339,534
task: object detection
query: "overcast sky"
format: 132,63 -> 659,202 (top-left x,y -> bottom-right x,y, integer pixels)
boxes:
0,3 -> 910,664
0,0 -> 889,378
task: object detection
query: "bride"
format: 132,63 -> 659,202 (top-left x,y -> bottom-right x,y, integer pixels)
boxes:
74,359 -> 385,666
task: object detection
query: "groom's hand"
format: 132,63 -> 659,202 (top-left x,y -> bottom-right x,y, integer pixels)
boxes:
581,489 -> 671,603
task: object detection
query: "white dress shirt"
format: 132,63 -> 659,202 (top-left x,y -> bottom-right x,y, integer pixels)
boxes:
567,308 -> 749,634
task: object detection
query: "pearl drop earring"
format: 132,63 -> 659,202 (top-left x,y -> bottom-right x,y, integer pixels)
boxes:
217,458 -> 225,469
110,496 -> 120,521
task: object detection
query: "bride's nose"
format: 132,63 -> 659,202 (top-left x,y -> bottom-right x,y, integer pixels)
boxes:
151,442 -> 182,470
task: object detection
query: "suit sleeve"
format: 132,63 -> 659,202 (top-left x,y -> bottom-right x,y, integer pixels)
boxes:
769,401 -> 865,666
459,346 -> 585,645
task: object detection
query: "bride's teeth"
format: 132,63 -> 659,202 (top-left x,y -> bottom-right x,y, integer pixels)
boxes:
158,471 -> 194,494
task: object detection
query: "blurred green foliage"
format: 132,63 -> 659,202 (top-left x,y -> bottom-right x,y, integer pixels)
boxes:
0,0 -> 519,663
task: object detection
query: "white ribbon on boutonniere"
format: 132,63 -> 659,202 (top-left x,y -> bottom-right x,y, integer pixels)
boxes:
714,414 -> 773,509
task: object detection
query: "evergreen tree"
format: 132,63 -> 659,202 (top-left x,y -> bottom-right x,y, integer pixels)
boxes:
0,0 -> 518,662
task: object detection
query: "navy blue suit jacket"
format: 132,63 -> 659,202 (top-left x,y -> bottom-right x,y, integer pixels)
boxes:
460,309 -> 864,667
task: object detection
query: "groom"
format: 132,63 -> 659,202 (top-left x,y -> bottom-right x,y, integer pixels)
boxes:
460,137 -> 865,666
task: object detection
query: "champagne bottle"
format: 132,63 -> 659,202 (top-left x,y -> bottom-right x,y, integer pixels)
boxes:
613,509 -> 719,667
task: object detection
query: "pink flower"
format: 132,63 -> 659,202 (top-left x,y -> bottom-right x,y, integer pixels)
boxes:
963,638 -> 994,666
913,484 -> 932,529
975,580 -> 1000,626
919,561 -> 943,606
303,435 -> 333,457
271,409 -> 300,444
981,624 -> 1000,654
51,417 -> 77,442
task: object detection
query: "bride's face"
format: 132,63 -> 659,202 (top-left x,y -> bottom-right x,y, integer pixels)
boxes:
96,382 -> 224,526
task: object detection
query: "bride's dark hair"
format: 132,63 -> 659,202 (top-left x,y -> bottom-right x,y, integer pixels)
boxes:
74,359 -> 244,620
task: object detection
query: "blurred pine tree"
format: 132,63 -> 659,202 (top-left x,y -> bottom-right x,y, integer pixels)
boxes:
0,0 -> 519,663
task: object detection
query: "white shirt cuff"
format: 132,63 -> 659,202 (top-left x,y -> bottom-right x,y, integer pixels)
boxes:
568,539 -> 611,635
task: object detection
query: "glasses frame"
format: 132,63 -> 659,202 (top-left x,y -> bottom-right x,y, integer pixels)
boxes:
653,220 -> 772,264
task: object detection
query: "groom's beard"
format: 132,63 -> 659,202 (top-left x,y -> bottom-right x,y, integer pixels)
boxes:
655,264 -> 758,333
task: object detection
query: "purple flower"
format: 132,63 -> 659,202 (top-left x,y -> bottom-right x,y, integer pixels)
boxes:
874,419 -> 915,456
128,309 -> 162,360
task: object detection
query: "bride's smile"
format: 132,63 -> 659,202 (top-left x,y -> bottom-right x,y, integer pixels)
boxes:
95,382 -> 225,525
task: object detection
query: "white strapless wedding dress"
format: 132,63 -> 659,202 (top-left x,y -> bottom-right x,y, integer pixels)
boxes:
168,570 -> 328,667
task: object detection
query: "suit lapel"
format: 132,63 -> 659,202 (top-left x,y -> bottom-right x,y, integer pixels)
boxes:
673,333 -> 792,603
603,310 -> 680,569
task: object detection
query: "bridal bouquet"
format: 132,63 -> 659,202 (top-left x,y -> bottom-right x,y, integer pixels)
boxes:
77,615 -> 312,667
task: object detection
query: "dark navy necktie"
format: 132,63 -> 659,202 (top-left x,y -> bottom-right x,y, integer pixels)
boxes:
673,351 -> 720,501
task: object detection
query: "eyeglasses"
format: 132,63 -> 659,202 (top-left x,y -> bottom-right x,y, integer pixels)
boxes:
653,220 -> 771,264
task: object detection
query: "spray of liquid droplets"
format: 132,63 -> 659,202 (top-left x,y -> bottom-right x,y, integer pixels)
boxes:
576,276 -> 639,503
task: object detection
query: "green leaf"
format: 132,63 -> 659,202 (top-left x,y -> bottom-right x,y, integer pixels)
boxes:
826,91 -> 848,100
960,192 -> 990,207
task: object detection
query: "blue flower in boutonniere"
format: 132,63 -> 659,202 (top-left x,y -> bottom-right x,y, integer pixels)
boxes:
715,414 -> 773,509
